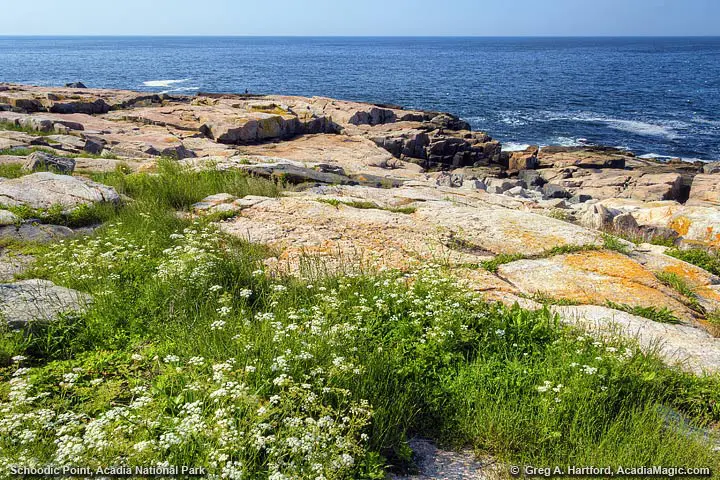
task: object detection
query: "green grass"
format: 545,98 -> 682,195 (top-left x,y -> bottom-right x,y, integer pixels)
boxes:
92,159 -> 279,211
0,164 -> 718,477
668,248 -> 720,277
0,146 -> 118,160
545,244 -> 600,256
606,301 -> 682,325
481,253 -> 527,273
0,163 -> 24,179
317,198 -> 416,215
602,233 -> 631,254
655,272 -> 704,313
2,202 -> 119,228
0,120 -> 56,136
530,292 -> 582,306
480,245 -> 602,273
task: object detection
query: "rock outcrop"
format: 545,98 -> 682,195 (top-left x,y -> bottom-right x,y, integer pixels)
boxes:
0,172 -> 120,210
0,279 -> 90,328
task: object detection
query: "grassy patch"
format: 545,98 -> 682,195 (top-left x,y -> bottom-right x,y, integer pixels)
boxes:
667,248 -> 720,277
0,146 -> 118,160
546,208 -> 569,221
0,163 -> 24,179
606,301 -> 682,325
602,233 -> 631,254
655,272 -> 704,313
481,253 -> 527,273
92,159 -> 279,211
0,120 -> 56,136
317,198 -> 416,215
545,244 -> 600,256
529,292 -> 582,306
3,202 -> 119,228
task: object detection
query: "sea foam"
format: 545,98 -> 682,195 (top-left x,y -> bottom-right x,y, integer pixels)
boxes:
142,79 -> 189,88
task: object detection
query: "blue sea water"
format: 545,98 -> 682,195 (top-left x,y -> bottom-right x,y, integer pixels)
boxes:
1,36 -> 719,161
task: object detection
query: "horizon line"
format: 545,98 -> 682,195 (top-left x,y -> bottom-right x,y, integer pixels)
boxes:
1,34 -> 719,38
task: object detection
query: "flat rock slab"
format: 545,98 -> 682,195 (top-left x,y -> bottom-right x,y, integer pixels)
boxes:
220,186 -> 604,273
389,439 -> 499,480
0,224 -> 76,243
0,172 -> 120,210
553,305 -> 720,375
497,251 -> 696,322
0,279 -> 90,328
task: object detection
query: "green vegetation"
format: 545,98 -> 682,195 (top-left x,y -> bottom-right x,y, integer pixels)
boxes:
668,248 -> 720,277
602,233 -> 631,254
655,272 -> 704,313
545,243 -> 600,256
1,163 -> 719,477
3,203 -> 118,229
0,120 -> 56,136
530,292 -> 582,306
0,163 -> 25,179
606,301 -> 682,325
545,208 -> 569,221
0,146 -> 118,160
92,159 -> 279,211
479,244 -> 603,273
481,253 -> 527,273
317,198 -> 416,215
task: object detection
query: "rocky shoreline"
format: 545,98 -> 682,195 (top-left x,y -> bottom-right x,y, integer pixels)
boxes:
1,82 -> 720,374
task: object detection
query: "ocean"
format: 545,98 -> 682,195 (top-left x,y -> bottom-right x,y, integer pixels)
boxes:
1,36 -> 719,161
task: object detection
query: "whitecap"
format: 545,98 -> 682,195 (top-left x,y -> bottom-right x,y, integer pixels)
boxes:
539,111 -> 685,140
543,136 -> 588,147
502,142 -> 531,152
639,153 -> 708,164
143,79 -> 189,88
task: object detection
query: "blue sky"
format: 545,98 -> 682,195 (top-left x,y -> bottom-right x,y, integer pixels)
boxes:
2,0 -> 718,36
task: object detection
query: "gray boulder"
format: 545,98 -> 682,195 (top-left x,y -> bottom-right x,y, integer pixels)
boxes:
64,82 -> 87,89
543,183 -> 571,199
23,151 -> 76,174
435,171 -> 464,188
579,203 -> 614,230
0,279 -> 90,328
612,212 -> 639,232
83,136 -> 106,155
485,178 -> 521,194
518,169 -> 546,188
0,172 -> 120,210
0,224 -> 75,243
568,194 -> 592,204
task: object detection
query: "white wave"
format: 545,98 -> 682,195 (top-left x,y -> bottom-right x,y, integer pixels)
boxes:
538,111 -> 685,140
543,136 -> 588,147
639,153 -> 708,163
502,142 -> 531,152
600,119 -> 679,139
143,79 -> 189,88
